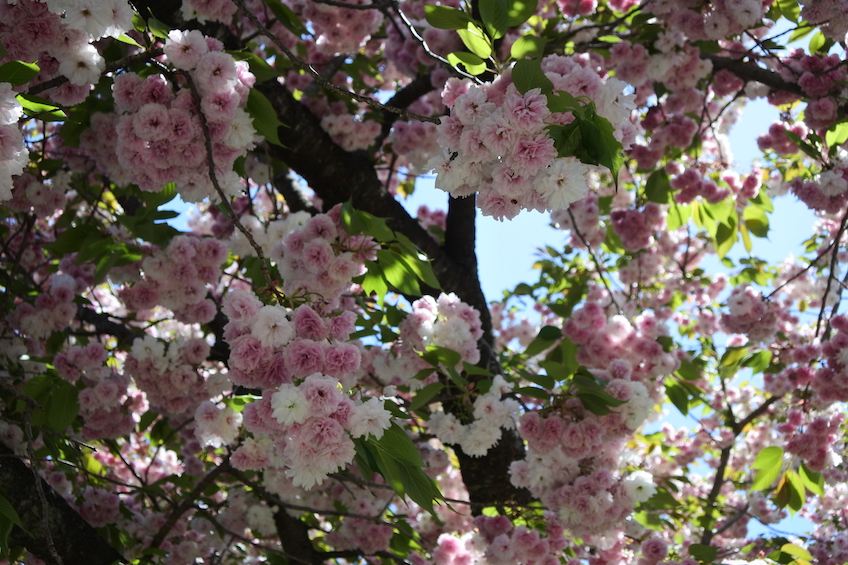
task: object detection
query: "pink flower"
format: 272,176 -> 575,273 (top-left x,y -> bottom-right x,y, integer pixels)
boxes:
194,51 -> 238,94
133,104 -> 172,141
285,339 -> 325,378
323,343 -> 361,377
164,29 -> 209,70
292,305 -> 329,341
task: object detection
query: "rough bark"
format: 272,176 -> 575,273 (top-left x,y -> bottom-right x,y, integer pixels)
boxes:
0,442 -> 125,565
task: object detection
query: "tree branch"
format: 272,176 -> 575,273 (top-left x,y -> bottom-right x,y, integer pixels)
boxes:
0,442 -> 125,565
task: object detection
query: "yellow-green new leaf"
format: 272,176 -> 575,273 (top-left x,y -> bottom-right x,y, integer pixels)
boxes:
751,446 -> 783,491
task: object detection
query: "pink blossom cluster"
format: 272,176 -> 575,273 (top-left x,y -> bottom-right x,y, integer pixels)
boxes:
400,292 -> 484,366
3,173 -> 68,217
720,286 -> 780,344
550,190 -> 605,249
12,273 -> 78,339
221,289 -> 359,389
490,301 -> 544,350
83,31 -> 256,201
610,203 -> 666,252
194,400 -> 243,448
301,0 -> 383,56
429,53 -> 635,219
777,51 -> 846,130
269,206 -> 376,307
756,121 -> 808,156
563,304 -> 679,381
124,335 -> 212,416
415,204 -> 447,239
77,371 -> 139,440
0,0 -> 131,103
789,174 -> 848,214
324,498 -> 395,555
320,112 -> 381,152
390,121 -> 442,173
799,0 -> 848,40
474,514 -> 568,565
811,315 -> 848,404
179,0 -> 236,23
0,84 -> 27,201
785,413 -> 843,472
236,374 -> 392,489
428,375 -> 518,457
119,235 -> 228,324
669,167 -> 732,204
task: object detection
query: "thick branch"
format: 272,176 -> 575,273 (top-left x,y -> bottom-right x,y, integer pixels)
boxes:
0,442 -> 125,565
701,54 -> 804,97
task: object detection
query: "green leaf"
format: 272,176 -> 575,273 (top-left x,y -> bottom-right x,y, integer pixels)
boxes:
789,23 -> 814,43
808,30 -> 826,54
146,16 -> 172,39
506,0 -> 537,26
447,52 -> 488,76
378,423 -> 425,467
799,464 -> 824,496
784,469 -> 806,512
644,170 -> 672,204
16,94 -> 66,121
580,113 -> 624,190
714,221 -> 738,260
776,0 -> 800,22
665,380 -> 689,416
424,5 -> 473,30
246,88 -> 287,147
781,543 -> 812,561
741,350 -> 771,374
523,325 -> 561,357
743,205 -> 769,238
537,360 -> 567,386
512,59 -> 553,94
115,34 -> 142,47
751,446 -> 783,491
0,61 -> 39,86
783,129 -> 820,160
376,249 -> 420,296
46,380 -> 79,432
676,359 -> 701,381
394,250 -> 441,290
0,493 -> 25,533
689,544 -> 718,564
667,203 -> 691,230
457,26 -> 493,59
46,224 -> 101,256
261,0 -> 307,35
423,345 -> 462,370
479,0 -> 509,39
408,382 -> 445,412
509,35 -> 548,60
825,122 -> 848,147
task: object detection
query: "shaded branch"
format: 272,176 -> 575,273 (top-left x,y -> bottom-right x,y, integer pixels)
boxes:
701,53 -> 804,97
0,442 -> 125,565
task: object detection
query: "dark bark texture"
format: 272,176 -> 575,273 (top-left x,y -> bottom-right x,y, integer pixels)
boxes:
0,442 -> 125,565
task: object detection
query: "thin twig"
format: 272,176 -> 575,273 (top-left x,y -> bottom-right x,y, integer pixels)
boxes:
816,209 -> 848,336
23,405 -> 63,565
567,209 -> 622,315
184,71 -> 287,306
149,459 -> 231,549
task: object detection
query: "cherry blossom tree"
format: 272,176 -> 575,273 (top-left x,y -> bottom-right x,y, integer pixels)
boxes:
1,0 -> 848,564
